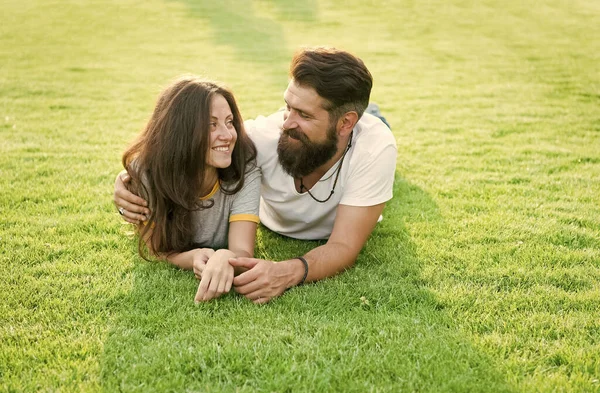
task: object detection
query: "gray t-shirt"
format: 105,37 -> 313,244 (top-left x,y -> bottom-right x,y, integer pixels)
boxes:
140,166 -> 261,250
191,166 -> 261,248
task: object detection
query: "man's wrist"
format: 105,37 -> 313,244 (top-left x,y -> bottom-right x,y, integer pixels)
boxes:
284,257 -> 308,288
295,256 -> 309,286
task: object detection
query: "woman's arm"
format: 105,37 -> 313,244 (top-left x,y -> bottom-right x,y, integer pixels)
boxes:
163,248 -> 215,278
228,220 -> 257,258
194,221 -> 258,302
140,224 -> 214,279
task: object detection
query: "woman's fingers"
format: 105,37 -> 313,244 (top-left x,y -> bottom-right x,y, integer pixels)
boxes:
195,275 -> 211,303
225,276 -> 233,293
194,265 -> 234,302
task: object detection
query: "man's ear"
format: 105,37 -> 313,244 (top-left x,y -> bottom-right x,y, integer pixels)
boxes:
337,111 -> 359,137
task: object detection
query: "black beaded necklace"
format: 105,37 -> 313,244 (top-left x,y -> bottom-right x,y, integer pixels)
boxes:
299,132 -> 353,203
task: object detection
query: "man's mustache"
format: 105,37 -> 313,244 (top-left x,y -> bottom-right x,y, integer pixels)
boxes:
282,127 -> 308,143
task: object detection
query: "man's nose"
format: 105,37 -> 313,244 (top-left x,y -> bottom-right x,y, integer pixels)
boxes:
282,110 -> 296,130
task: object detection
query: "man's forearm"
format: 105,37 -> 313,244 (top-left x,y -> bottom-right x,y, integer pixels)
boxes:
303,241 -> 356,283
280,241 -> 357,287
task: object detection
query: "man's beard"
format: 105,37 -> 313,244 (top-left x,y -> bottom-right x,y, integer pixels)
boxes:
277,125 -> 338,178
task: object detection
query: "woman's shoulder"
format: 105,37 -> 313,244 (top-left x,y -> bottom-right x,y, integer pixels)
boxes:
220,162 -> 261,192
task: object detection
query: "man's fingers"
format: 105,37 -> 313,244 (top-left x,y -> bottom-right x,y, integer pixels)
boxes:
244,290 -> 270,304
115,194 -> 150,216
233,279 -> 262,295
122,216 -> 141,225
253,297 -> 270,305
114,171 -> 149,211
232,268 -> 261,288
230,258 -> 261,287
229,257 -> 259,269
119,172 -> 131,184
114,197 -> 149,221
119,208 -> 147,222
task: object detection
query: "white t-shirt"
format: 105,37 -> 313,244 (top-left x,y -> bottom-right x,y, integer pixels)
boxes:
244,111 -> 397,240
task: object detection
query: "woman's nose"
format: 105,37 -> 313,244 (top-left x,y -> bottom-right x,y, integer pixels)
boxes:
217,124 -> 233,140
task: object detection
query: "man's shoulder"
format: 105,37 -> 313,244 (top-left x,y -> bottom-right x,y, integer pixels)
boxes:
244,111 -> 284,144
354,113 -> 397,151
244,111 -> 283,168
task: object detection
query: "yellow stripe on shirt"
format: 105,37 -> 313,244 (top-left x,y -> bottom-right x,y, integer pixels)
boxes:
200,181 -> 220,200
229,214 -> 260,224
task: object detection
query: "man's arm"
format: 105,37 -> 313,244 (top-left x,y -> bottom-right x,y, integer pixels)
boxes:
300,203 -> 385,282
230,202 -> 385,303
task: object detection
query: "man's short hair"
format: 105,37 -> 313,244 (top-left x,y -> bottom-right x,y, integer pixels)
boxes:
289,47 -> 373,121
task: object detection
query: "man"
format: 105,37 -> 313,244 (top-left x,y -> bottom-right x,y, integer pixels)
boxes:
114,47 -> 397,303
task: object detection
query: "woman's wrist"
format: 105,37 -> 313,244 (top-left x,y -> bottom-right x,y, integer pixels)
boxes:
207,249 -> 235,265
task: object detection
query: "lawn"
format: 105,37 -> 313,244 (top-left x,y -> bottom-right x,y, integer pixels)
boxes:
1,0 -> 599,392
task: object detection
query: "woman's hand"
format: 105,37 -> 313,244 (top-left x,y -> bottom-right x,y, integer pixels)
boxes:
194,249 -> 235,302
192,248 -> 215,280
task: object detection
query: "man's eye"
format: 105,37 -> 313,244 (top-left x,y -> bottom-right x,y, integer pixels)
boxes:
299,112 -> 309,119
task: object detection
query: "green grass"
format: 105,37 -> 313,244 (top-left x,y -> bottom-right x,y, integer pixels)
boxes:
1,0 -> 599,391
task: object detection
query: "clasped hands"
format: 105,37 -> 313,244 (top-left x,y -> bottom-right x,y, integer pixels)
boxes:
193,249 -> 292,304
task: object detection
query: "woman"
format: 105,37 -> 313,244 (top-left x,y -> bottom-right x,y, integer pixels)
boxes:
121,76 -> 260,303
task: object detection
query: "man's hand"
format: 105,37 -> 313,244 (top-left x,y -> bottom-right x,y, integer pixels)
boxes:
113,170 -> 150,224
229,258 -> 303,304
192,248 -> 215,280
194,250 -> 235,303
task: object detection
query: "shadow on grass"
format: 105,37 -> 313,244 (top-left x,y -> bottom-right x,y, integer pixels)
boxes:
102,170 -> 512,392
100,171 -> 514,392
170,0 -> 318,89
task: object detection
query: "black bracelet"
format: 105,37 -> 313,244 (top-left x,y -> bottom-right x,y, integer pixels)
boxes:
296,256 -> 309,286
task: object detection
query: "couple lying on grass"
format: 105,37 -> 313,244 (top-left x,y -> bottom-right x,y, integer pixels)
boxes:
114,47 -> 397,304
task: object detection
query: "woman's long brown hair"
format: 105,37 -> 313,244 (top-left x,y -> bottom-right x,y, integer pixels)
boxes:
122,76 -> 256,258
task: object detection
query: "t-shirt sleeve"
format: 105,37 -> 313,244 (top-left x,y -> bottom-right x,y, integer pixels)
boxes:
244,112 -> 284,170
229,165 -> 261,223
340,143 -> 397,207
